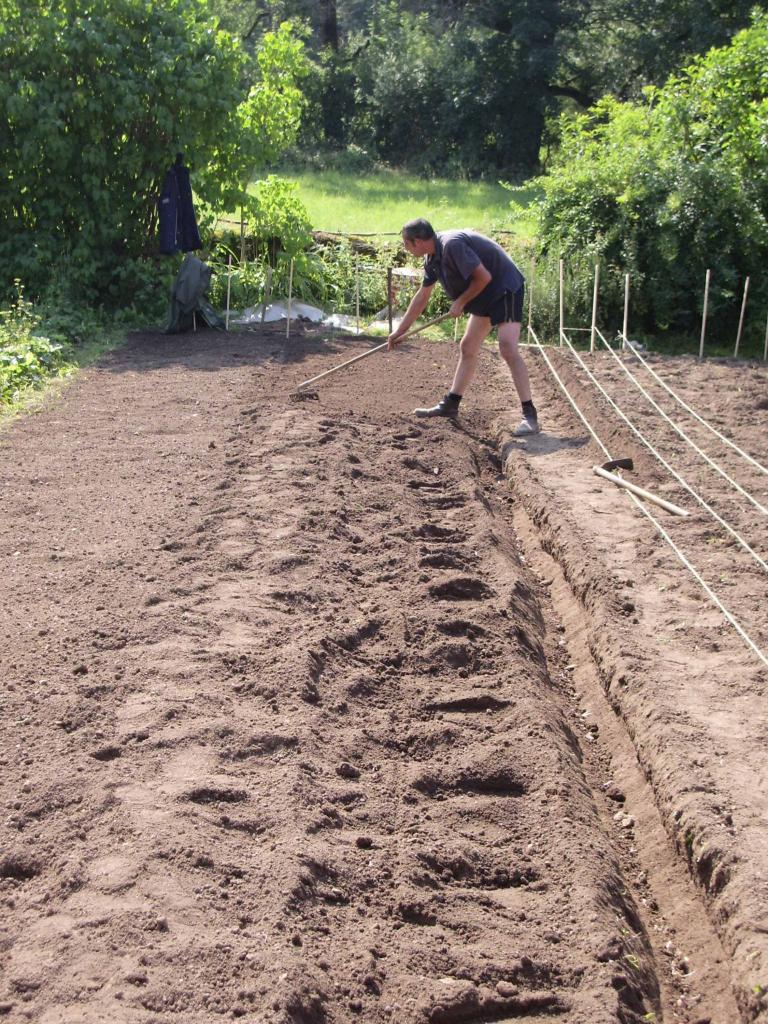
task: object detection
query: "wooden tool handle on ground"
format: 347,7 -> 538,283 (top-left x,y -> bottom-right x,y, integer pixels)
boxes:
592,465 -> 689,517
295,313 -> 452,392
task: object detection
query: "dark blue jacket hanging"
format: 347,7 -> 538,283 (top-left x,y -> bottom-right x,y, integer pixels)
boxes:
158,153 -> 202,255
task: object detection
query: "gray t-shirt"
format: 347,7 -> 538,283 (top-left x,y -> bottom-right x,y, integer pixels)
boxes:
422,230 -> 524,315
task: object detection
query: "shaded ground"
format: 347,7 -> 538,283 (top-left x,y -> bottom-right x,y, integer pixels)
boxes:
0,324 -> 764,1023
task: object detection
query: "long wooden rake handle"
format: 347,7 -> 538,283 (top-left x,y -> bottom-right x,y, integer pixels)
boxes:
295,313 -> 453,392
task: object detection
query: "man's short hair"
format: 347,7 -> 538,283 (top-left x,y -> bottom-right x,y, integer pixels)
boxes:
402,218 -> 436,242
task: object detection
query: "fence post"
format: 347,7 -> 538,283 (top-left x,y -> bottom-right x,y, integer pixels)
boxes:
590,263 -> 600,353
526,257 -> 535,334
225,253 -> 232,332
622,273 -> 630,350
387,267 -> 393,334
260,266 -> 273,325
734,276 -> 750,358
699,269 -> 711,359
286,259 -> 294,340
355,258 -> 360,334
559,259 -> 564,347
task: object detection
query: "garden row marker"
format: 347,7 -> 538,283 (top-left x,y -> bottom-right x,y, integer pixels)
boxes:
528,257 -> 535,330
293,312 -> 453,395
764,309 -> 768,363
626,343 -> 768,475
387,268 -> 393,334
528,324 -> 768,670
286,259 -> 294,340
562,323 -> 768,572
622,274 -> 630,350
225,254 -> 232,332
559,259 -> 564,347
699,268 -> 711,358
734,276 -> 750,358
590,263 -> 600,352
594,325 -> 768,516
260,267 -> 273,325
355,258 -> 360,334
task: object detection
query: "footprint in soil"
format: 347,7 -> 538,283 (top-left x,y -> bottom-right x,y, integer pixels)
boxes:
414,524 -> 466,542
419,549 -> 473,571
436,619 -> 487,639
414,764 -> 526,799
428,577 -> 495,601
185,787 -> 248,805
422,494 -> 467,510
424,693 -> 510,713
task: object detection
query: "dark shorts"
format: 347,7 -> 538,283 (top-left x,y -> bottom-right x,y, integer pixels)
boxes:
487,287 -> 524,326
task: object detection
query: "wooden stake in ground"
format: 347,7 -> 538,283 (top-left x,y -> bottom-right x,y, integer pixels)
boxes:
286,259 -> 294,341
261,266 -> 273,326
559,259 -> 565,347
225,254 -> 232,332
590,263 -> 600,353
764,308 -> 768,363
622,274 -> 630,350
734,276 -> 750,358
387,268 -> 393,334
527,257 -> 535,330
699,268 -> 711,359
355,258 -> 360,335
239,206 -> 246,264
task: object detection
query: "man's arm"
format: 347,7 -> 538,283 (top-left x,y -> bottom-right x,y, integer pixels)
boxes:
449,263 -> 491,318
388,284 -> 434,349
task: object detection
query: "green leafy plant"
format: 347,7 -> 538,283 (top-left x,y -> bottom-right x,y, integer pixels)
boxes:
0,2 -> 308,305
0,283 -> 72,404
531,12 -> 768,350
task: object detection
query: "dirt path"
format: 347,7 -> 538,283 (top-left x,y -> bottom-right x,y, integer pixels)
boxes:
0,325 -> 763,1023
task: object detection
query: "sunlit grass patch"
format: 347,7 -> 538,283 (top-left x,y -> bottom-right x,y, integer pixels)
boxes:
257,167 -> 539,240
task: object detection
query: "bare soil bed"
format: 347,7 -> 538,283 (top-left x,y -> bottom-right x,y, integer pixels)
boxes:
0,324 -> 765,1024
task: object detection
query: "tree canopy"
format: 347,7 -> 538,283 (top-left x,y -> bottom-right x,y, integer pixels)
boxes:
535,11 -> 768,335
0,0 -> 308,302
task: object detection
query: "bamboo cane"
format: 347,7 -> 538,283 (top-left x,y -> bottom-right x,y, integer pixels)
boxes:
590,263 -> 600,353
260,267 -> 273,325
734,276 -> 750,358
225,254 -> 232,332
699,269 -> 711,359
286,259 -> 294,340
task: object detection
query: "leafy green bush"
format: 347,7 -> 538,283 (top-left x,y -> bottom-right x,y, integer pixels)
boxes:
0,285 -> 72,404
0,2 -> 308,307
533,12 -> 768,349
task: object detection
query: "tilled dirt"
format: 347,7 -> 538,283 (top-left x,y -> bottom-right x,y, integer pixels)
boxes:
0,325 -> 764,1024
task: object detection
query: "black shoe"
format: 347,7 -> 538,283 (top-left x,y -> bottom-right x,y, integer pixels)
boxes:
413,394 -> 460,419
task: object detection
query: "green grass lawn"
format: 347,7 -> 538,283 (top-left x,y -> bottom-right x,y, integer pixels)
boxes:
270,167 -> 539,240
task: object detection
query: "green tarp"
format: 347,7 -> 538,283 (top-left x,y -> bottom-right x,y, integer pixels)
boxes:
166,254 -> 225,334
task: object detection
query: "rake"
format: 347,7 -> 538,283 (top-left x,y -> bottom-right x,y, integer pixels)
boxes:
291,312 -> 453,400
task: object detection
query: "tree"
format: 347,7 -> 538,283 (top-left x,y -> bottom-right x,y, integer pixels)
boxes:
535,12 -> 768,338
0,0 -> 308,303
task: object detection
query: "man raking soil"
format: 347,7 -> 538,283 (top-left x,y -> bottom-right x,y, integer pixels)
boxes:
389,219 -> 540,436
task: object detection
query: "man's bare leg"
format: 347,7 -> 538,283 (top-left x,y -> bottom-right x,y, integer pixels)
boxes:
450,314 -> 492,395
497,321 -> 532,403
